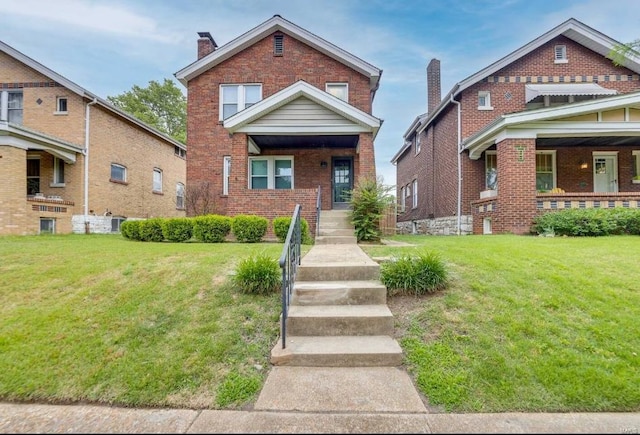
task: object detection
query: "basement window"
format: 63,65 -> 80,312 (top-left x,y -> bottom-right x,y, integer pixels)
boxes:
274,34 -> 284,56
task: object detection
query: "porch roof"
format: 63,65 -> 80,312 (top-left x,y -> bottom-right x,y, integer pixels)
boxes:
525,83 -> 617,103
463,91 -> 640,159
0,121 -> 83,163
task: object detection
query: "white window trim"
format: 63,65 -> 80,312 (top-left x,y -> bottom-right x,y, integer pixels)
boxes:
412,180 -> 418,209
536,150 -> 557,191
632,150 -> 640,182
478,91 -> 493,110
415,134 -> 421,155
51,157 -> 65,187
554,45 -> 568,64
325,82 -> 349,102
219,84 -> 262,121
248,156 -> 294,190
39,217 -> 56,234
176,183 -> 185,209
110,163 -> 127,183
153,168 -> 163,193
223,156 -> 231,195
485,151 -> 497,191
400,186 -> 406,212
55,96 -> 68,114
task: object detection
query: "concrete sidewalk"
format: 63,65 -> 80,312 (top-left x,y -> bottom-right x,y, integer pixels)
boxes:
1,401 -> 639,433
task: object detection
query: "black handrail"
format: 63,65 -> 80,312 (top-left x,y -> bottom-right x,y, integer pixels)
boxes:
278,204 -> 302,349
315,185 -> 321,238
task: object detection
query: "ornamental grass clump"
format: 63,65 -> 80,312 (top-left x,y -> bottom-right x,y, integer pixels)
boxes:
232,253 -> 281,295
380,251 -> 448,296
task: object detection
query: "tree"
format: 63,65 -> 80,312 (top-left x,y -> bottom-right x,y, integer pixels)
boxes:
107,79 -> 186,143
609,39 -> 640,67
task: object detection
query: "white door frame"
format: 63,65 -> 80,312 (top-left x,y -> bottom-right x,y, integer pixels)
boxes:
592,151 -> 618,193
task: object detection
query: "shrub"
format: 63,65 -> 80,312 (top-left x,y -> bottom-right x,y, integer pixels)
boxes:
346,176 -> 394,242
272,216 -> 312,244
193,215 -> 233,243
380,251 -> 448,296
232,253 -> 281,295
138,218 -> 165,242
232,215 -> 268,243
161,218 -> 194,242
120,220 -> 141,241
532,208 -> 640,237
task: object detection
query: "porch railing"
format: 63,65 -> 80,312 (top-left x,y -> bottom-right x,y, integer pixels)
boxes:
278,204 -> 302,349
315,185 -> 321,238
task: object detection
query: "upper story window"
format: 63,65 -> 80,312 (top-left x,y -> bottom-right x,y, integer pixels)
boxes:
478,91 -> 493,110
110,163 -> 127,183
174,146 -> 186,159
412,179 -> 418,209
176,183 -> 185,209
485,151 -> 497,191
554,45 -> 568,63
56,97 -> 68,114
249,156 -> 293,189
52,157 -> 65,185
326,83 -> 348,102
415,133 -> 421,155
400,186 -> 406,212
8,91 -> 23,124
274,34 -> 284,56
220,84 -> 261,120
153,168 -> 163,193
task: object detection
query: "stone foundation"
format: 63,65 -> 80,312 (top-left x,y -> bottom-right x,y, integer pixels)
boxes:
396,215 -> 472,236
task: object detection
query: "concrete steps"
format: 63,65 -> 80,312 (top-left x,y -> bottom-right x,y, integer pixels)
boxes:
271,209 -> 402,367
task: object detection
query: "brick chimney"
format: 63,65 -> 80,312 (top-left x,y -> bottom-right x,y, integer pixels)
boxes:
427,58 -> 441,114
197,31 -> 217,59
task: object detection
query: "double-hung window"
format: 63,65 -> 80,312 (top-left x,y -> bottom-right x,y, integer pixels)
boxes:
485,151 -> 497,190
249,156 -> 293,189
176,183 -> 185,209
223,156 -> 231,195
153,168 -> 163,193
400,186 -> 406,212
415,134 -> 421,154
536,151 -> 556,191
220,84 -> 261,120
8,91 -> 23,124
27,157 -> 40,195
412,180 -> 418,209
633,151 -> 640,181
52,157 -> 65,185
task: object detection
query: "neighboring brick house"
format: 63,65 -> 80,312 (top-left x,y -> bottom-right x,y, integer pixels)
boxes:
0,40 -> 186,236
174,15 -> 382,235
392,18 -> 640,235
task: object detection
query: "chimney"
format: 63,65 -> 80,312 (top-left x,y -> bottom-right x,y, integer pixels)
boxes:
197,31 -> 217,60
427,58 -> 441,114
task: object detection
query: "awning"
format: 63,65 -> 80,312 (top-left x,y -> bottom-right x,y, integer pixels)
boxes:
525,83 -> 617,103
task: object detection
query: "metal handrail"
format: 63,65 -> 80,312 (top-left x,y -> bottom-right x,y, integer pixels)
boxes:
278,204 -> 302,349
315,185 -> 321,238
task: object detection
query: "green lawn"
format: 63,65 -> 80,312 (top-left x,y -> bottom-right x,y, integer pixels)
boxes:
1,233 -> 639,412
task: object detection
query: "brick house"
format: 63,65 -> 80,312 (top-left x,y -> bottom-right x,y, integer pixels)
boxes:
174,15 -> 382,235
0,40 -> 186,236
392,18 -> 640,235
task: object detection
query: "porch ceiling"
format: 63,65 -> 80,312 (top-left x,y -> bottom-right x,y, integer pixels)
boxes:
250,134 -> 358,149
537,136 -> 640,147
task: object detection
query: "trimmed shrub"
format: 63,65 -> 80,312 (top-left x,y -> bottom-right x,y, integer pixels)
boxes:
193,215 -> 233,243
272,216 -> 312,244
347,176 -> 394,242
232,253 -> 281,295
232,215 -> 268,243
380,251 -> 448,296
138,218 -> 165,242
120,220 -> 141,241
532,208 -> 640,237
162,217 -> 194,242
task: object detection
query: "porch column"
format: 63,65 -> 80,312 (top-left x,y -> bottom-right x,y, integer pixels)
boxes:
496,138 -> 537,234
357,133 -> 376,180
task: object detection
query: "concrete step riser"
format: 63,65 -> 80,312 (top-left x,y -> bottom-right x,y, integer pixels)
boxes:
319,217 -> 352,228
314,236 -> 358,245
286,316 -> 394,336
318,229 -> 354,237
279,353 -> 402,367
292,287 -> 387,305
297,265 -> 380,281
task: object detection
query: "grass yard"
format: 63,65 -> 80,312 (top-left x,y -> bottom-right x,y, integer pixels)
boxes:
1,233 -> 639,413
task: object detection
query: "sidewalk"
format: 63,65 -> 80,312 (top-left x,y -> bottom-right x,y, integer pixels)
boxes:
1,402 -> 639,433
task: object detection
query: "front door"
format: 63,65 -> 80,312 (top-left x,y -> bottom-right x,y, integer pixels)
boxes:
332,157 -> 353,209
593,154 -> 618,193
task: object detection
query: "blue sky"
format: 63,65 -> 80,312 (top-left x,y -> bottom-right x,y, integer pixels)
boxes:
2,0 -> 639,186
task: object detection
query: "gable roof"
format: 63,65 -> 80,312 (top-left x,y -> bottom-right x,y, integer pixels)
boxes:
463,90 -> 640,159
0,40 -> 185,150
223,80 -> 382,138
175,15 -> 382,95
411,18 -> 640,139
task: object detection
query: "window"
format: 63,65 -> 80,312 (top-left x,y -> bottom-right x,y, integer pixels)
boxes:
153,168 -> 163,193
8,91 -> 23,124
111,217 -> 126,233
415,134 -> 421,154
56,97 -> 68,113
400,187 -> 405,212
478,91 -> 492,110
174,146 -> 186,158
220,84 -> 261,120
222,156 -> 231,195
412,180 -> 418,209
52,157 -> 65,185
110,163 -> 127,183
632,151 -> 640,180
554,45 -> 567,63
248,156 -> 293,189
536,151 -> 556,191
40,218 -> 55,234
176,183 -> 185,209
27,157 -> 40,195
485,151 -> 497,190
274,34 -> 284,55
326,83 -> 348,102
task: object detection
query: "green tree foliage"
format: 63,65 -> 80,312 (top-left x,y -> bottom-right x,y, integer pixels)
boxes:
346,176 -> 395,242
107,79 -> 186,143
609,39 -> 640,67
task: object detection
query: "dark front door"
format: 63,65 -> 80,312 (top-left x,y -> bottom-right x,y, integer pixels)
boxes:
332,157 -> 353,209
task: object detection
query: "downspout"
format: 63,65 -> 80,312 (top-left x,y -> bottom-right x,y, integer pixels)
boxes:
450,94 -> 462,235
84,98 -> 98,232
